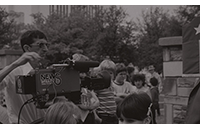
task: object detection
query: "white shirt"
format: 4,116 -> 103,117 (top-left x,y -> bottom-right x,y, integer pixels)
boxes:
112,81 -> 137,95
0,63 -> 45,124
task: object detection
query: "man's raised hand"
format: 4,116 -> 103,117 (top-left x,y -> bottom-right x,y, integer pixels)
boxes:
15,52 -> 42,67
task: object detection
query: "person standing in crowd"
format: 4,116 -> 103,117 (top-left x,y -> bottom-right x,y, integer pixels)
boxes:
134,66 -> 140,74
116,93 -> 152,124
126,63 -> 135,82
145,65 -> 163,92
149,77 -> 161,124
140,66 -> 148,75
92,59 -> 118,124
113,63 -> 136,104
131,74 -> 152,100
0,30 -> 49,123
72,53 -> 101,124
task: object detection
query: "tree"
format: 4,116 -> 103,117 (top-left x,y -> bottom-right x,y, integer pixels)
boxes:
0,7 -> 15,49
97,6 -> 138,63
175,5 -> 200,25
0,8 -> 26,50
134,7 -> 177,73
81,5 -> 138,63
29,5 -> 138,64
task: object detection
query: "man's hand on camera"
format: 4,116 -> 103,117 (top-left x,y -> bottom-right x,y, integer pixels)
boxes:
14,52 -> 41,67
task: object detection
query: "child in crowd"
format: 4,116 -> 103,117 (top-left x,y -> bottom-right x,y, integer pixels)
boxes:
116,93 -> 152,124
126,63 -> 135,82
44,100 -> 82,124
131,74 -> 152,100
92,59 -> 118,124
72,53 -> 101,124
150,77 -> 161,124
113,63 -> 136,104
146,65 -> 163,92
44,86 -> 100,124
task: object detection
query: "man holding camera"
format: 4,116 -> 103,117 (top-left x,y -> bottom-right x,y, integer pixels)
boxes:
0,30 -> 48,123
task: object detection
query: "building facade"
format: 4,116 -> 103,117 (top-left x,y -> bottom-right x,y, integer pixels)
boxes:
0,5 -> 107,24
49,5 -> 103,18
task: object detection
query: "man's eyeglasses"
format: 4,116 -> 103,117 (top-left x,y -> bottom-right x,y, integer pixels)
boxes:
31,42 -> 50,48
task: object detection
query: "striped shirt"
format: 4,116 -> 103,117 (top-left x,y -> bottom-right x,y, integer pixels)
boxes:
95,86 -> 116,115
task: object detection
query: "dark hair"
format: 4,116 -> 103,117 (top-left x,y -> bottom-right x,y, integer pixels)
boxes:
131,74 -> 146,86
115,63 -> 127,76
116,93 -> 152,121
150,77 -> 158,87
20,30 -> 47,51
127,66 -> 135,75
96,70 -> 111,89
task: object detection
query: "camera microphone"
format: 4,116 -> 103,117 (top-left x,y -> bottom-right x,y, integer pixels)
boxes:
73,61 -> 99,72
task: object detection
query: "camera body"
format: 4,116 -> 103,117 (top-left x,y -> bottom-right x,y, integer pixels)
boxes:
15,61 -> 111,108
16,67 -> 80,96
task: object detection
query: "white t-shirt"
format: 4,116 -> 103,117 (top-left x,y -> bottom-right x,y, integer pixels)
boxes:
112,81 -> 136,95
0,63 -> 45,124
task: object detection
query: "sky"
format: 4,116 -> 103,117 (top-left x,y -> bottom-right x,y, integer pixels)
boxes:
0,0 -> 191,17
0,1 -> 195,23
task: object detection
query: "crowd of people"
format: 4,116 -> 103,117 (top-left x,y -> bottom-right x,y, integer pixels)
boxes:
0,29 -> 163,124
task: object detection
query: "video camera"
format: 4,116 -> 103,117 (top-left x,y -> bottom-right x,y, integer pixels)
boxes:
15,59 -> 111,109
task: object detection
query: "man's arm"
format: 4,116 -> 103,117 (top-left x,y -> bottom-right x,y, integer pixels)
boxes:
0,52 -> 41,82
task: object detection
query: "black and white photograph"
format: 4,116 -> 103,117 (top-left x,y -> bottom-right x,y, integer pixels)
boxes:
0,2 -> 199,127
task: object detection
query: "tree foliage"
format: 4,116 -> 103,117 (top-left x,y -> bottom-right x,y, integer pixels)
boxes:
0,7 -> 26,50
0,8 -> 14,49
2,5 -> 200,73
175,5 -> 200,25
133,7 -> 172,72
29,5 -> 138,64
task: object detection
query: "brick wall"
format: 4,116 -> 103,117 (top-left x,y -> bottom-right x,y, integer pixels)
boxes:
163,77 -> 196,123
159,36 -> 196,124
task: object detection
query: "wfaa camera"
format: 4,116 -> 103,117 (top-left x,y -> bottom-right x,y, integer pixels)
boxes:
15,60 -> 111,109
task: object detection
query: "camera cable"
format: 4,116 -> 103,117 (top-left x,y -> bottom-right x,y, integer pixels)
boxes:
17,97 -> 35,124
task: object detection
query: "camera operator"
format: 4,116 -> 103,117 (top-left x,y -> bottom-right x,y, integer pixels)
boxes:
0,52 -> 41,124
0,30 -> 49,123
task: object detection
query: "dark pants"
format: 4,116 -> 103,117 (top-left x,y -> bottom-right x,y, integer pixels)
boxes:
84,112 -> 96,124
155,104 -> 160,116
151,107 -> 157,124
98,113 -> 118,124
153,102 -> 160,116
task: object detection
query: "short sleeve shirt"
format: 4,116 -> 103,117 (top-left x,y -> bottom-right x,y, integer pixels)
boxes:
0,63 -> 45,124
